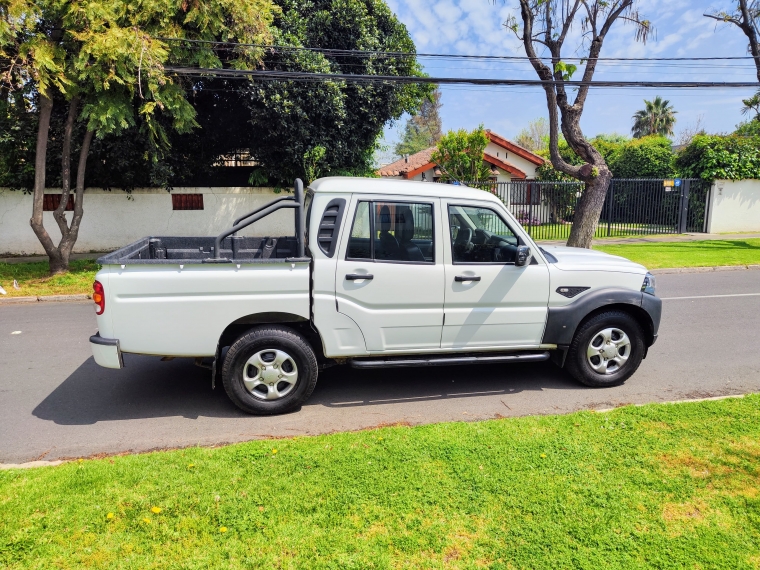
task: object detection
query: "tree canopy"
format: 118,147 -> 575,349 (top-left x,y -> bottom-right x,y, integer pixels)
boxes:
233,0 -> 430,184
514,117 -> 549,153
394,87 -> 443,157
431,126 -> 491,184
0,0 -> 277,272
631,96 -> 677,138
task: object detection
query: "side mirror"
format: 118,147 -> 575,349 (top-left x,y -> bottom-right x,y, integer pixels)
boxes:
515,245 -> 532,267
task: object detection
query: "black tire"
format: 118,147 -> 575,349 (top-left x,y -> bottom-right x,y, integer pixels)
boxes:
565,310 -> 645,388
221,325 -> 318,415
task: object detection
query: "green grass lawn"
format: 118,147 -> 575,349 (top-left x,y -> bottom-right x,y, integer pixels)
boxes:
528,223 -> 656,241
2,396 -> 760,569
0,259 -> 98,297
595,239 -> 760,269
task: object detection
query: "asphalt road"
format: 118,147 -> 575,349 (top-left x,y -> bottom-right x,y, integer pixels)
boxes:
2,270 -> 759,464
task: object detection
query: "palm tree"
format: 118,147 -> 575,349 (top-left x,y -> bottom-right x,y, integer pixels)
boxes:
741,90 -> 760,122
631,96 -> 677,138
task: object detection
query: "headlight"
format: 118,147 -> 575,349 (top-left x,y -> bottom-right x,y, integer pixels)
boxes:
641,272 -> 656,296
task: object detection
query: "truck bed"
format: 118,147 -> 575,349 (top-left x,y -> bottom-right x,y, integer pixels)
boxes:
97,236 -> 308,265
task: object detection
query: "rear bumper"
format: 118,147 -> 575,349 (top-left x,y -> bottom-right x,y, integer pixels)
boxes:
90,333 -> 124,369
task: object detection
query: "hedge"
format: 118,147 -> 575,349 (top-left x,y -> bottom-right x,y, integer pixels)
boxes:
675,134 -> 760,181
536,136 -> 674,181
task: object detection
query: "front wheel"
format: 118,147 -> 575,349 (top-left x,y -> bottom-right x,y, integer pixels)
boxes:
222,326 -> 318,415
565,310 -> 645,388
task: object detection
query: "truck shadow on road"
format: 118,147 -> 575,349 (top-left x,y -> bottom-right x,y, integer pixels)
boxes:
32,355 -> 582,425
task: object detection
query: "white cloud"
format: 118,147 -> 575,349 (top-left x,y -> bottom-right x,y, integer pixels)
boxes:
381,0 -> 750,141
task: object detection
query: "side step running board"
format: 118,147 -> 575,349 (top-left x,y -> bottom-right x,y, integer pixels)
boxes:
350,351 -> 550,369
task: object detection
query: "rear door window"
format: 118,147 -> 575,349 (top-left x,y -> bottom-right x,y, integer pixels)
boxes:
346,201 -> 435,263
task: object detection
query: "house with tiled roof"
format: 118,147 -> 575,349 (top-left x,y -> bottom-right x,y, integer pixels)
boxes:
377,130 -> 544,182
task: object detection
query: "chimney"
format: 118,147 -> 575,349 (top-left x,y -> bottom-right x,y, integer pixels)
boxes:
404,154 -> 409,163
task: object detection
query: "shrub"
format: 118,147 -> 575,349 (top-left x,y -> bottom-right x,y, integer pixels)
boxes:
515,210 -> 542,226
607,136 -> 675,178
535,135 -> 674,180
675,134 -> 760,180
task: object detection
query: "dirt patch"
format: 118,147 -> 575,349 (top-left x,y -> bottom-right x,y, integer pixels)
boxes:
662,499 -> 709,523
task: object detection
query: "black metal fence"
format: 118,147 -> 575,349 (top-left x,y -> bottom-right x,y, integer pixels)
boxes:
456,178 -> 711,241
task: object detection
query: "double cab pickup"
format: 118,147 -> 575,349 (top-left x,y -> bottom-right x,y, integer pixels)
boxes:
90,177 -> 661,414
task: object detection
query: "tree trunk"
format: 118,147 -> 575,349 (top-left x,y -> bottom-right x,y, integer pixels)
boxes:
29,91 -> 66,274
29,93 -> 92,274
53,98 -> 78,239
58,129 -> 94,267
738,0 -> 760,83
566,166 -> 612,248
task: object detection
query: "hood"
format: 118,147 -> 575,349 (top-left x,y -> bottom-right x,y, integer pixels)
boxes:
540,246 -> 647,274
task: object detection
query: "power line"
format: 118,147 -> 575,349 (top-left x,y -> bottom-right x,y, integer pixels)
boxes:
157,37 -> 760,63
164,65 -> 760,88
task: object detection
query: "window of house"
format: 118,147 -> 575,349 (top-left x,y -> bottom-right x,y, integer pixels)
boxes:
43,194 -> 74,212
448,205 -> 519,264
511,182 -> 541,205
172,194 -> 204,210
346,201 -> 435,263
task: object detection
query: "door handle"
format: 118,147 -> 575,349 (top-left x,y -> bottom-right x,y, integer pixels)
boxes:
346,273 -> 374,281
455,275 -> 481,282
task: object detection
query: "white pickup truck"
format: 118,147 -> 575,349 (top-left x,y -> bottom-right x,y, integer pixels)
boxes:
90,177 -> 661,415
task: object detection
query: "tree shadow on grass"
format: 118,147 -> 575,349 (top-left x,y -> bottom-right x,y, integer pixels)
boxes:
32,354 -> 582,425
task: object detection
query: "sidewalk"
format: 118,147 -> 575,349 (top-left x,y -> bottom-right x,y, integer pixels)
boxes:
537,232 -> 760,247
2,233 -> 760,264
0,252 -> 105,264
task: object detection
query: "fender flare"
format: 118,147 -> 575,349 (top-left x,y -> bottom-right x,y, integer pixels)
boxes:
542,287 -> 662,347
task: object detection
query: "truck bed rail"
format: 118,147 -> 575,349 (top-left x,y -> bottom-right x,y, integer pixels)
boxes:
96,179 -> 310,265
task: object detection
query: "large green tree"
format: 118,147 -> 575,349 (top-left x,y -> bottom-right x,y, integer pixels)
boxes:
0,0 -> 276,273
631,96 -> 677,138
223,0 -> 430,185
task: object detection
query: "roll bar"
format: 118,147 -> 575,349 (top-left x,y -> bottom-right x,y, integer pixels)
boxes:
208,178 -> 306,261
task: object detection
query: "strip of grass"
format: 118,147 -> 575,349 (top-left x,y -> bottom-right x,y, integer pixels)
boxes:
595,238 -> 760,269
2,396 -> 760,569
0,260 -> 98,297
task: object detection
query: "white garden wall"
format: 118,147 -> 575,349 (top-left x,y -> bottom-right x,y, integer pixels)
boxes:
0,187 -> 294,255
706,180 -> 760,233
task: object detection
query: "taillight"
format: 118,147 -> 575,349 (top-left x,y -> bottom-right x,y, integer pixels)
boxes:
93,280 -> 105,315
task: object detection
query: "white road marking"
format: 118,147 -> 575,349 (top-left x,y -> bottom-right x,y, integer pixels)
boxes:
661,292 -> 760,300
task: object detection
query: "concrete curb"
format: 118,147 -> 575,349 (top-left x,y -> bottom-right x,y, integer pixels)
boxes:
594,393 -> 746,413
0,460 -> 65,470
0,294 -> 90,304
651,265 -> 760,275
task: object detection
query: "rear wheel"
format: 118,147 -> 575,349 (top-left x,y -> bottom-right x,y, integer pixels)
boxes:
222,326 -> 318,415
565,310 -> 645,388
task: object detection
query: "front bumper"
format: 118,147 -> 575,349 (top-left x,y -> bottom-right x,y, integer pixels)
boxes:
90,333 -> 124,369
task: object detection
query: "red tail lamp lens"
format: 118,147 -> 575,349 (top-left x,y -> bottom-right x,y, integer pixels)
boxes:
93,280 -> 105,315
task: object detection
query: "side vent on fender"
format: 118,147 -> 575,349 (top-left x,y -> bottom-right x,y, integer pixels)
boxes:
317,198 -> 346,258
556,286 -> 590,299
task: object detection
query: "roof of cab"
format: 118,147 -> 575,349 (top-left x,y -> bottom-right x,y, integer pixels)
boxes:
308,176 -> 502,203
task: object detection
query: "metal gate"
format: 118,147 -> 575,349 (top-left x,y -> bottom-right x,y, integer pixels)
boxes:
456,178 -> 711,241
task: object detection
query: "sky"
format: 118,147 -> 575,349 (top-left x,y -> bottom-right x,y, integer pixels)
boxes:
378,0 -> 757,163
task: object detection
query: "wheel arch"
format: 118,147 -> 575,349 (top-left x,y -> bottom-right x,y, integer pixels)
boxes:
543,288 -> 659,349
218,312 -> 309,349
576,303 -> 655,347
